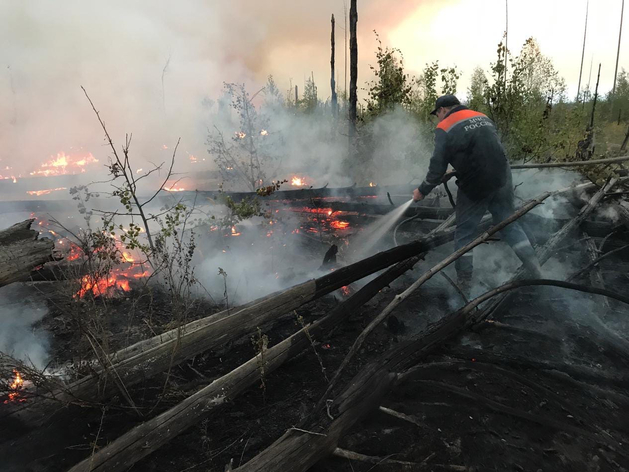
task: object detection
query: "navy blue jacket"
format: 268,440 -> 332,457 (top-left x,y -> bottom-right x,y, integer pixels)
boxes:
418,105 -> 509,200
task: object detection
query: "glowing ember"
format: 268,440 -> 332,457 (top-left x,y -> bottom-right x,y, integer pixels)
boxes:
66,243 -> 83,261
330,220 -> 350,230
75,270 -> 133,298
235,131 -> 246,139
164,185 -> 186,192
291,176 -> 307,187
260,129 -> 268,136
369,182 -> 377,187
4,370 -> 25,404
26,187 -> 67,196
30,152 -> 98,177
341,286 -> 351,296
231,226 -> 241,236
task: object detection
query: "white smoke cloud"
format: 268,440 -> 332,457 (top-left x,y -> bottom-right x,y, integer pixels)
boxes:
0,286 -> 49,369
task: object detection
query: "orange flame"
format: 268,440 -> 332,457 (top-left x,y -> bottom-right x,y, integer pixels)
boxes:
164,182 -> 186,192
75,271 -> 132,298
291,176 -> 306,187
231,226 -> 241,236
66,243 -> 83,261
30,152 -> 98,177
369,182 -> 377,187
26,187 -> 67,196
4,370 -> 25,404
330,220 -> 350,230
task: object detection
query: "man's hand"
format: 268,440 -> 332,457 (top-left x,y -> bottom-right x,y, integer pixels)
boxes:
413,188 -> 424,202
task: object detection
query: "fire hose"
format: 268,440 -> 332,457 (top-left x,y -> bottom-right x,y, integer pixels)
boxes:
393,172 -> 457,247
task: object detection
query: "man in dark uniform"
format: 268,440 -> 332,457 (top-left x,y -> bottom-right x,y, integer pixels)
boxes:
413,94 -> 542,293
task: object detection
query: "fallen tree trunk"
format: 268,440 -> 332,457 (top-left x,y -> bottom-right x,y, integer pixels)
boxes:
325,201 -> 453,219
320,190 -> 550,403
6,222 -> 453,425
66,256 -> 424,472
511,155 -> 629,169
234,280 -> 629,472
0,219 -> 55,288
5,181 -> 597,426
66,211 -> 460,472
185,184 -> 416,203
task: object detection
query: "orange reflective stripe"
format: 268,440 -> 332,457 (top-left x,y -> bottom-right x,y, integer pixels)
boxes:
437,110 -> 487,132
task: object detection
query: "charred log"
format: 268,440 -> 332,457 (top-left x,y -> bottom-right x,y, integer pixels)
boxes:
234,280 -> 629,472
0,219 -> 55,288
65,256 -> 422,472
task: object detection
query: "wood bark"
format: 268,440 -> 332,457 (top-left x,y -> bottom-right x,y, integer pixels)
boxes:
330,14 -> 337,116
0,219 -> 55,288
66,256 -> 422,472
9,181 -> 599,426
193,183 -> 407,203
621,125 -> 629,151
234,280 -> 628,472
65,198 -> 461,472
348,0 -> 357,140
6,219 -> 454,426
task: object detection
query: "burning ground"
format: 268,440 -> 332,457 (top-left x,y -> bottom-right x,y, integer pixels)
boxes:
1,171 -> 629,471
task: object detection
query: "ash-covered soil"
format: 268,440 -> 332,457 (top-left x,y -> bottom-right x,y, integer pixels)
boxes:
2,227 -> 629,472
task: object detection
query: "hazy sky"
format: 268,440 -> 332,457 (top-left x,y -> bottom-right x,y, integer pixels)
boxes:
0,0 -> 626,175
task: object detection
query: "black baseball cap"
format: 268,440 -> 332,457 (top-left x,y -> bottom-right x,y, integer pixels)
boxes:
430,94 -> 461,115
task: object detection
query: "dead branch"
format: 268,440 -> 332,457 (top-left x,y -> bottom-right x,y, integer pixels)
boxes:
413,380 -> 599,439
399,359 -> 597,427
567,243 -> 629,281
65,256 -> 422,472
475,176 -> 620,324
332,447 -> 418,467
321,191 -> 551,402
511,155 -> 629,168
233,279 -> 629,472
377,405 -> 425,428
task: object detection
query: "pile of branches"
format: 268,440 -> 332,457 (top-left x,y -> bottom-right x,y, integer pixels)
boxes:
2,172 -> 629,471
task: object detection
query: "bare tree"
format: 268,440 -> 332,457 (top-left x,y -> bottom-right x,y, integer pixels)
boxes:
330,14 -> 338,117
348,0 -> 358,143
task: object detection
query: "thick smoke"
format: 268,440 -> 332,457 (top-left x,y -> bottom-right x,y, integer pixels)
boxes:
0,0 -> 420,182
0,286 -> 49,369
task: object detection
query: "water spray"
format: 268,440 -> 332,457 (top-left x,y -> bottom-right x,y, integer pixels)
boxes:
351,199 -> 414,259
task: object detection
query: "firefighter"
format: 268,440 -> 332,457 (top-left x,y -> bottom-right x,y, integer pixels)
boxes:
413,94 -> 542,294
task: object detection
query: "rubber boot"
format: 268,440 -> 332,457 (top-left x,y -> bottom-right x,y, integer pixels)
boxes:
455,254 -> 474,300
512,242 -> 543,279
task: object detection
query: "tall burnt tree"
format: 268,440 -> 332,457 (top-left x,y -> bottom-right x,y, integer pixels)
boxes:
331,14 -> 337,117
348,0 -> 358,142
